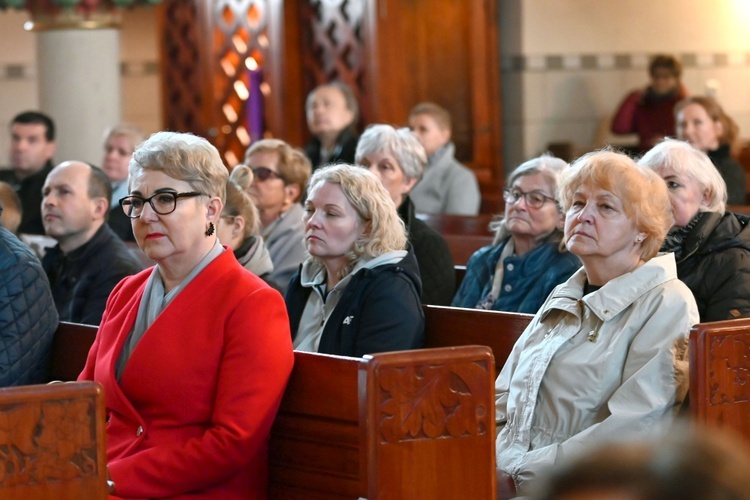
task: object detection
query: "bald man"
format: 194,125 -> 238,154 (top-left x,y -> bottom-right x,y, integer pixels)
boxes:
41,161 -> 143,325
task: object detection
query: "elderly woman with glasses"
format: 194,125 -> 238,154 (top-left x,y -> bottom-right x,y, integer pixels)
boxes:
452,154 -> 580,313
245,139 -> 312,291
79,131 -> 294,499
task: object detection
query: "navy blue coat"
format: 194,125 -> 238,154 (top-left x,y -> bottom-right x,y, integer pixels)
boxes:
452,239 -> 580,314
0,226 -> 58,385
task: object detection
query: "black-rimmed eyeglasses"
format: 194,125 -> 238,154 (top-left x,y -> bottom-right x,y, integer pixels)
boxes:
502,187 -> 556,209
120,191 -> 205,218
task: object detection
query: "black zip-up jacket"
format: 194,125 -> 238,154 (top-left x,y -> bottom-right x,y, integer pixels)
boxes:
285,247 -> 425,357
667,211 -> 750,321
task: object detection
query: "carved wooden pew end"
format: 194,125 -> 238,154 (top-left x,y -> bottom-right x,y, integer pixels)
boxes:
0,381 -> 106,500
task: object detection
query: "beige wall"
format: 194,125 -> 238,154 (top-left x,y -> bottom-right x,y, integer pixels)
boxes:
0,7 -> 160,168
501,0 -> 750,171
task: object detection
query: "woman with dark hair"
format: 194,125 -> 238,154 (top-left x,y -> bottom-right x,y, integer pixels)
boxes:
304,81 -> 360,169
674,95 -> 746,205
611,54 -> 688,153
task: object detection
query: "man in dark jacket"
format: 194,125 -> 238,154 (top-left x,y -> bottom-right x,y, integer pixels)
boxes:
0,111 -> 57,235
0,211 -> 58,386
41,161 -> 143,325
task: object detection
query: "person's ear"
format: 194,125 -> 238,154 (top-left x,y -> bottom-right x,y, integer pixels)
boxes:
284,184 -> 301,204
92,196 -> 108,219
45,141 -> 57,161
402,176 -> 419,196
206,197 -> 222,220
233,215 -> 246,237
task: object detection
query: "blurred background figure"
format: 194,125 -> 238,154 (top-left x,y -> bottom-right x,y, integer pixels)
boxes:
285,164 -> 424,357
41,161 -> 142,324
245,138 -> 311,291
639,138 -> 750,321
0,111 -> 56,235
408,102 -> 481,215
675,95 -> 746,205
304,81 -> 359,170
453,154 -> 580,313
0,181 -> 21,233
531,426 -> 750,500
218,164 -> 276,288
355,124 -> 455,305
611,54 -> 687,154
103,123 -> 146,242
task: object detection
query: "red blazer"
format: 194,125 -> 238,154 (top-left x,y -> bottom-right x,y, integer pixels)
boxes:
79,249 -> 294,499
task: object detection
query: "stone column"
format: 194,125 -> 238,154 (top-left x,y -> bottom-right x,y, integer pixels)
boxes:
36,27 -> 120,165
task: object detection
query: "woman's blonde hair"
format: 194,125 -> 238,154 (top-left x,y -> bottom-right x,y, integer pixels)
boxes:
225,165 -> 260,238
306,164 -> 407,277
130,131 -> 227,202
559,149 -> 673,261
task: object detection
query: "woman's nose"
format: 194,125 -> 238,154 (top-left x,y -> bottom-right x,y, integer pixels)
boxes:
577,203 -> 594,221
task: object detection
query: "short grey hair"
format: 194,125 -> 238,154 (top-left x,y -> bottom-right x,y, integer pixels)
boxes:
638,138 -> 727,215
129,131 -> 227,203
354,124 -> 427,182
492,154 -> 568,245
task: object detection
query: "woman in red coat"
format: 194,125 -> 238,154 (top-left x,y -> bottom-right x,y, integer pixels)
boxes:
78,131 -> 294,499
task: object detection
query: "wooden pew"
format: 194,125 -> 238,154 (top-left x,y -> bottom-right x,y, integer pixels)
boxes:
423,305 -> 532,377
727,204 -> 750,217
0,381 -> 107,499
442,234 -> 494,266
416,213 -> 495,236
268,346 -> 497,499
49,322 -> 98,382
689,318 -> 750,445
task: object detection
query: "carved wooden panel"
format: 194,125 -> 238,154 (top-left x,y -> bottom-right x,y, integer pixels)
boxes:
0,382 -> 106,500
376,359 -> 492,442
690,320 -> 750,447
708,333 -> 750,406
159,0 -> 206,137
362,346 -> 496,499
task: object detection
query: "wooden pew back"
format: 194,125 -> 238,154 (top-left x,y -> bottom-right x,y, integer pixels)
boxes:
269,346 -> 496,499
416,213 -> 495,236
689,318 -> 750,445
49,322 -> 97,382
423,305 -> 532,376
0,381 -> 106,499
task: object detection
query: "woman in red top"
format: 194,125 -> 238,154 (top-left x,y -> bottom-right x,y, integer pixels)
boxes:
79,131 -> 294,499
611,54 -> 688,154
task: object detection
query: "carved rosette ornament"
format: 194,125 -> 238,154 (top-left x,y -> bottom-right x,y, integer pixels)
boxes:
0,0 -> 162,30
376,359 -> 492,443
